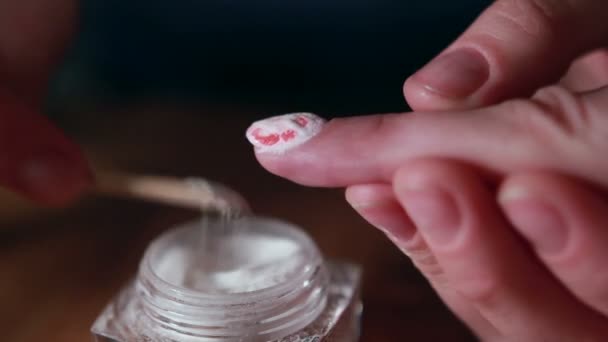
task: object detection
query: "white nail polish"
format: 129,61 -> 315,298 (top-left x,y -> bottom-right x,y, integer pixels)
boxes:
246,112 -> 326,154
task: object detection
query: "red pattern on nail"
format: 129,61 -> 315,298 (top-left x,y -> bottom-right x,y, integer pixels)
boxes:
281,129 -> 296,141
251,128 -> 280,146
294,116 -> 309,127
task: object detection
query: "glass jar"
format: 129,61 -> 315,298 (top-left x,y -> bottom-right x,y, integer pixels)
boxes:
91,216 -> 362,341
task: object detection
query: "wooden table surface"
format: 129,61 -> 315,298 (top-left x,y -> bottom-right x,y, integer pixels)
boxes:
0,105 -> 475,341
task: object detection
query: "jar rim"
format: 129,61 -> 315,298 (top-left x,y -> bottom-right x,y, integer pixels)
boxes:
139,216 -> 323,302
134,216 -> 329,339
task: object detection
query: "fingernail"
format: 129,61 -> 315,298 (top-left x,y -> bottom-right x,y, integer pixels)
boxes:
412,48 -> 489,98
499,186 -> 567,255
246,112 -> 326,154
349,200 -> 417,243
398,186 -> 461,246
20,152 -> 92,204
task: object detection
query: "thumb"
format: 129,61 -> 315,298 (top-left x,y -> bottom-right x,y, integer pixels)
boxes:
248,86 -> 608,189
0,89 -> 92,205
404,0 -> 608,111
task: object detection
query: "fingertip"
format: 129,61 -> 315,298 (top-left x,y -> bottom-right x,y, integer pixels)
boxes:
251,114 -> 405,187
20,152 -> 93,206
497,173 -> 608,320
252,151 -> 285,178
0,90 -> 92,206
345,184 -> 417,246
404,48 -> 491,112
345,183 -> 394,207
497,172 -> 600,257
253,151 -> 329,187
403,77 -> 465,112
498,172 -> 591,207
499,180 -> 569,256
245,112 -> 326,154
405,0 -> 608,112
247,112 -> 342,187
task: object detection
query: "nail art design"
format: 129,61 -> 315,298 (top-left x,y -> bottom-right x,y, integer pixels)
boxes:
246,113 -> 326,154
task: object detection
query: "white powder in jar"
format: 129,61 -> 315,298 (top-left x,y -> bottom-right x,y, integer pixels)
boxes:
152,228 -> 304,294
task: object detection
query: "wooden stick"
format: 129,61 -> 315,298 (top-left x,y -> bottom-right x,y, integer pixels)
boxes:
94,169 -> 250,213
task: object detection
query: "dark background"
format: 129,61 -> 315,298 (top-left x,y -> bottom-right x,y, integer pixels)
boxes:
3,1 -> 491,341
49,0 -> 491,120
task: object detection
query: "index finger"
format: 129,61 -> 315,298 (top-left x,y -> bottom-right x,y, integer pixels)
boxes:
249,87 -> 608,189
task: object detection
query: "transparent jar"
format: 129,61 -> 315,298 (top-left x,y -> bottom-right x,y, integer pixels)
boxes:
91,216 -> 362,341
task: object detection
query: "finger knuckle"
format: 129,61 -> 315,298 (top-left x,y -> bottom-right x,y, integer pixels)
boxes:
531,85 -> 591,134
492,0 -> 566,43
498,86 -> 591,146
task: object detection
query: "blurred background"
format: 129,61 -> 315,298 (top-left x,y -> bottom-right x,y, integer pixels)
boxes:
2,0 -> 490,341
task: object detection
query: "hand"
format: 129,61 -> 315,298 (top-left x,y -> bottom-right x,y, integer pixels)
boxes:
403,0 -> 608,111
0,0 -> 91,205
246,0 -> 608,340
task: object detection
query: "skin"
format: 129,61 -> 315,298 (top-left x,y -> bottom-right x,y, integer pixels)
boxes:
0,0 -> 91,205
253,1 -> 608,340
4,0 -> 608,340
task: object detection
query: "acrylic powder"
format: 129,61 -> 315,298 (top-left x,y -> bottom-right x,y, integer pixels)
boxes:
153,232 -> 304,294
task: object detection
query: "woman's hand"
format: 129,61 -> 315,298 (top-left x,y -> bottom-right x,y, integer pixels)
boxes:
0,0 -> 91,205
346,161 -> 608,341
247,67 -> 608,341
246,0 -> 608,339
403,0 -> 608,112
